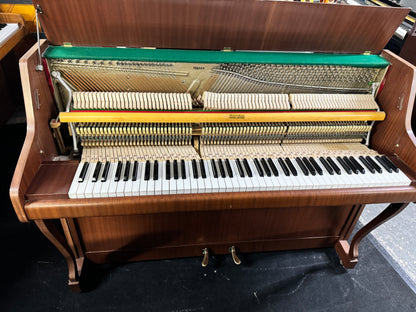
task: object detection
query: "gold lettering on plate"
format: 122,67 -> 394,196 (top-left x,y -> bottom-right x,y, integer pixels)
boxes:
229,114 -> 245,120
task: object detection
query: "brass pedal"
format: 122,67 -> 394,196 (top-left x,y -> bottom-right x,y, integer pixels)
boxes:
201,248 -> 209,267
229,246 -> 241,265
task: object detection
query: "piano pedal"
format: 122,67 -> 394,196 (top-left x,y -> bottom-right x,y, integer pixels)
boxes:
229,246 -> 241,265
201,248 -> 209,267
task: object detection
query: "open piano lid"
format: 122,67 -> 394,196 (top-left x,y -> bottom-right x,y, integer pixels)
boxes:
34,0 -> 409,54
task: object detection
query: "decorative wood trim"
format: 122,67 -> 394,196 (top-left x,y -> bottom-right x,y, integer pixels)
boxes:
335,202 -> 408,269
34,219 -> 84,292
9,41 -> 57,222
59,110 -> 386,124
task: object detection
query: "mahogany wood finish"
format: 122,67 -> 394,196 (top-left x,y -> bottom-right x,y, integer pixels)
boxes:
335,203 -> 408,269
10,40 -> 57,222
34,219 -> 84,292
372,50 -> 416,170
33,0 -> 408,54
0,13 -> 26,60
10,2 -> 416,291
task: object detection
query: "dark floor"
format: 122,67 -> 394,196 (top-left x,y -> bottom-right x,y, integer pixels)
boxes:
1,123 -> 416,311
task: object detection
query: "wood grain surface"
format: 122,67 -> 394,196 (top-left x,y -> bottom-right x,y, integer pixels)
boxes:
9,40 -> 57,222
372,50 -> 416,172
33,0 -> 409,54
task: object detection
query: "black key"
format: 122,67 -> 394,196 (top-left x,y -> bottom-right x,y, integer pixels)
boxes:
132,161 -> 138,181
218,159 -> 226,178
342,156 -> 358,174
375,156 -> 392,173
295,157 -> 309,176
173,160 -> 179,180
381,156 -> 399,173
253,158 -> 264,177
144,160 -> 150,181
284,158 -> 297,176
365,156 -> 382,173
92,161 -> 102,182
326,157 -> 341,175
336,157 -> 352,174
349,157 -> 365,174
302,157 -> 316,176
166,160 -> 171,180
225,159 -> 233,178
260,158 -> 271,177
319,157 -> 334,175
309,157 -> 323,175
123,161 -> 131,181
243,159 -> 253,177
267,158 -> 279,177
181,160 -> 187,179
358,156 -> 375,174
199,159 -> 207,179
101,161 -> 110,182
153,160 -> 158,180
115,161 -> 123,181
235,159 -> 245,178
78,162 -> 89,182
278,158 -> 290,176
211,159 -> 219,178
192,159 -> 199,178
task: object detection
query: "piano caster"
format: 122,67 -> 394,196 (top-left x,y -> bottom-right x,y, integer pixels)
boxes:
229,246 -> 241,265
201,248 -> 209,267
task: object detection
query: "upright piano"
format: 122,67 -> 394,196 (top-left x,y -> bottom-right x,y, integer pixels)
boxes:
10,0 -> 416,291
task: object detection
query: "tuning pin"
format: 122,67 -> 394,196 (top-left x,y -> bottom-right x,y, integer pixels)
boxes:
201,248 -> 209,267
229,246 -> 241,265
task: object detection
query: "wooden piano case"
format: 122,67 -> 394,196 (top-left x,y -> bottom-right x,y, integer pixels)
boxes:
10,0 -> 416,291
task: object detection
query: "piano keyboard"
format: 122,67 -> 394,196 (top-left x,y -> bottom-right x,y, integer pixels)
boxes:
68,154 -> 411,198
0,23 -> 19,46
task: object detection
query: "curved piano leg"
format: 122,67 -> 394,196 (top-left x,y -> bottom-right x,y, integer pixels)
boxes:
34,219 -> 84,292
335,202 -> 409,269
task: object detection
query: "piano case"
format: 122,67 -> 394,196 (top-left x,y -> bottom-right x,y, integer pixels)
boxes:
10,0 -> 416,291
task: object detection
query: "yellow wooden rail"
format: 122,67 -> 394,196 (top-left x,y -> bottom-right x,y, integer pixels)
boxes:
59,110 -> 385,123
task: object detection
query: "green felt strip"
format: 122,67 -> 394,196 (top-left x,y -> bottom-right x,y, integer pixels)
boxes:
44,46 -> 390,68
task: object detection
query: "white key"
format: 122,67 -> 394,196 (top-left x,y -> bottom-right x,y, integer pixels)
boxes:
231,160 -> 247,192
116,162 -> 128,197
125,162 -> 134,196
139,161 -> 149,196
77,163 -> 94,198
154,161 -> 163,195
168,161 -> 177,195
68,162 -> 85,199
247,159 -> 266,191
108,162 -> 121,197
202,160 -> 213,193
132,162 -> 142,196
207,159 -> 219,192
160,161 -> 170,195
218,160 -> 233,192
182,160 -> 192,194
195,160 -> 206,193
99,162 -> 114,198
84,162 -> 98,198
176,160 -> 185,194
147,162 -> 155,195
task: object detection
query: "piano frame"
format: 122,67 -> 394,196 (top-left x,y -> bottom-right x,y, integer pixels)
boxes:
10,1 -> 416,291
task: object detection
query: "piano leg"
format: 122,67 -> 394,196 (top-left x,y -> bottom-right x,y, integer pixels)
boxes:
34,219 -> 85,292
335,202 -> 409,269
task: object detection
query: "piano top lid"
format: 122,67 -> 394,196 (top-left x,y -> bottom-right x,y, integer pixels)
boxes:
33,0 -> 410,54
